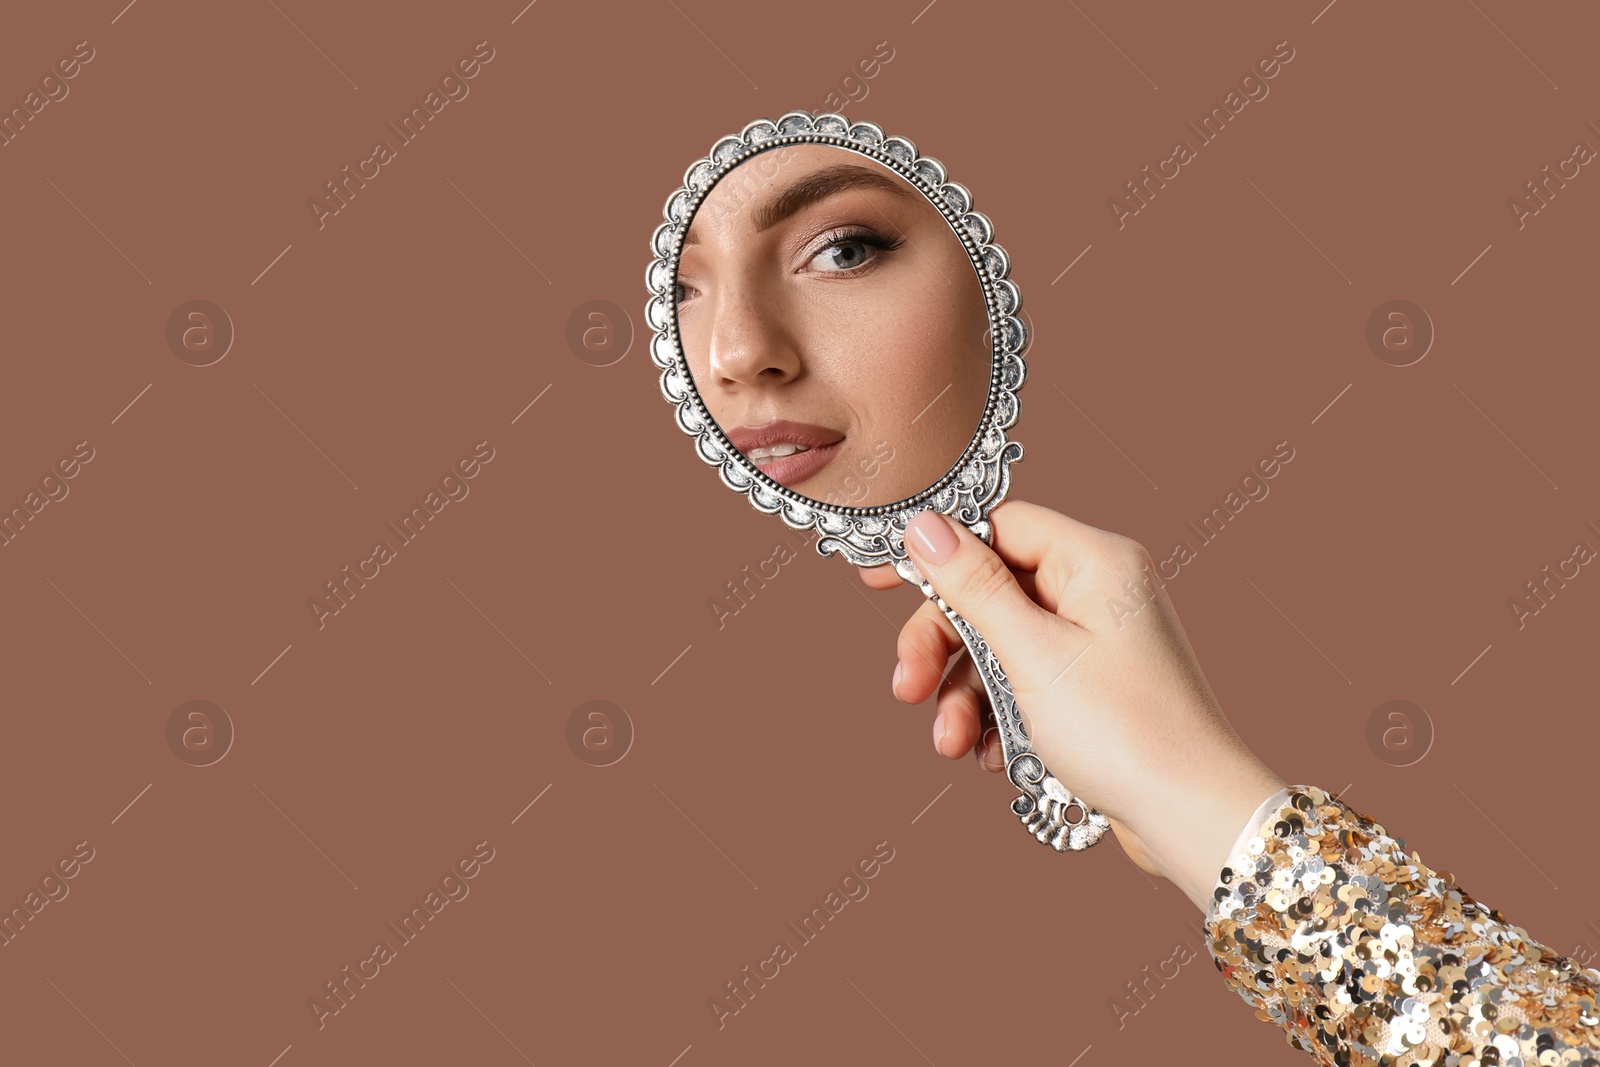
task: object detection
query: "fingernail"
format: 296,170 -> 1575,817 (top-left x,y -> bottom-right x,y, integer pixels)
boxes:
907,511 -> 958,565
932,710 -> 947,756
892,661 -> 903,699
981,736 -> 1004,771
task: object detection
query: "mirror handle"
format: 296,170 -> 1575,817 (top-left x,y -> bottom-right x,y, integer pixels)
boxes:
930,588 -> 1111,852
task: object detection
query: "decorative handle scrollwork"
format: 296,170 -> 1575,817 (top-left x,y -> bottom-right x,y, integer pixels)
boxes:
932,590 -> 1109,852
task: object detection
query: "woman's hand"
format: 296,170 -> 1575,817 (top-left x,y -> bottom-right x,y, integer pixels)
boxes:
861,499 -> 1285,911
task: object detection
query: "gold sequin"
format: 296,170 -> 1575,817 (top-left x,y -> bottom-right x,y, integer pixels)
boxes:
1204,785 -> 1600,1066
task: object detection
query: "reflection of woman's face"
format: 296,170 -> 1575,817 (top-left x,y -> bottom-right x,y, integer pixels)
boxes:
676,144 -> 991,508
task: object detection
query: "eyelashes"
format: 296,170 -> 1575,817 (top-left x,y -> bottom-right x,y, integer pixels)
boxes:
802,227 -> 903,275
674,226 -> 904,308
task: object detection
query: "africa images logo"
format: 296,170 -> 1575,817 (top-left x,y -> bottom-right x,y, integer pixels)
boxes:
708,841 -> 895,1030
307,42 -> 497,230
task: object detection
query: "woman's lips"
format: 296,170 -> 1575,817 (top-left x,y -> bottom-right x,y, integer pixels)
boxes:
726,420 -> 845,491
749,439 -> 842,488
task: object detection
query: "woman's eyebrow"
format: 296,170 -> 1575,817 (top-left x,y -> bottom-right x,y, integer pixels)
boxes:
752,164 -> 919,233
684,163 -> 919,246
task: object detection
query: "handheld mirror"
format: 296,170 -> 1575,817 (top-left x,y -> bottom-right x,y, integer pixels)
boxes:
645,112 -> 1109,852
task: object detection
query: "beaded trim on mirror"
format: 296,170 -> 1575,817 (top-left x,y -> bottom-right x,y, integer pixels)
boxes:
645,111 -> 1029,569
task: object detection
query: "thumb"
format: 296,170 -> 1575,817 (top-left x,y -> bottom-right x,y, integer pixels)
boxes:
904,510 -> 1056,666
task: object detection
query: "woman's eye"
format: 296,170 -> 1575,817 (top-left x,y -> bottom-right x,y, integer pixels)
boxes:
807,239 -> 878,273
674,281 -> 697,305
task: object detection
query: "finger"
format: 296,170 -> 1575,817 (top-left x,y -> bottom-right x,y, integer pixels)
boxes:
974,719 -> 1005,773
926,653 -> 1007,772
858,564 -> 902,591
986,501 -> 1143,624
931,652 -> 985,759
904,510 -> 1067,663
939,649 -> 1022,774
985,499 -> 1114,573
893,599 -> 962,703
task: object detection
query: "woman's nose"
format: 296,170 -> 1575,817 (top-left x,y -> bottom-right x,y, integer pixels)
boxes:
706,286 -> 802,390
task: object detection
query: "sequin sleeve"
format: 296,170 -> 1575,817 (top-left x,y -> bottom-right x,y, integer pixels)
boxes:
1202,784 -> 1600,1066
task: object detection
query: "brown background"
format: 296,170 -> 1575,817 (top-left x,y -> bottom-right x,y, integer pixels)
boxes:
2,1 -> 1596,1064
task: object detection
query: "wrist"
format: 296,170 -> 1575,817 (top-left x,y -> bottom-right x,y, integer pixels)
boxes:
1128,755 -> 1286,912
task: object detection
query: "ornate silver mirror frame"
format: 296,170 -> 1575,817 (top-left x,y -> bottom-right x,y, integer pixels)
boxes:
645,111 -> 1108,852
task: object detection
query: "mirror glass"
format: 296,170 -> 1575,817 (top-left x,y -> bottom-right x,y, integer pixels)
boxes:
674,143 -> 992,510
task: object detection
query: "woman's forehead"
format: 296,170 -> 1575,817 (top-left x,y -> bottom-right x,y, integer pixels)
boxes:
685,144 -> 916,248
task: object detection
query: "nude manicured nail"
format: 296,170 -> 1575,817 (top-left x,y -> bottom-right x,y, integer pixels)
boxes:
892,661 -> 903,699
932,710 -> 947,756
907,511 -> 958,564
